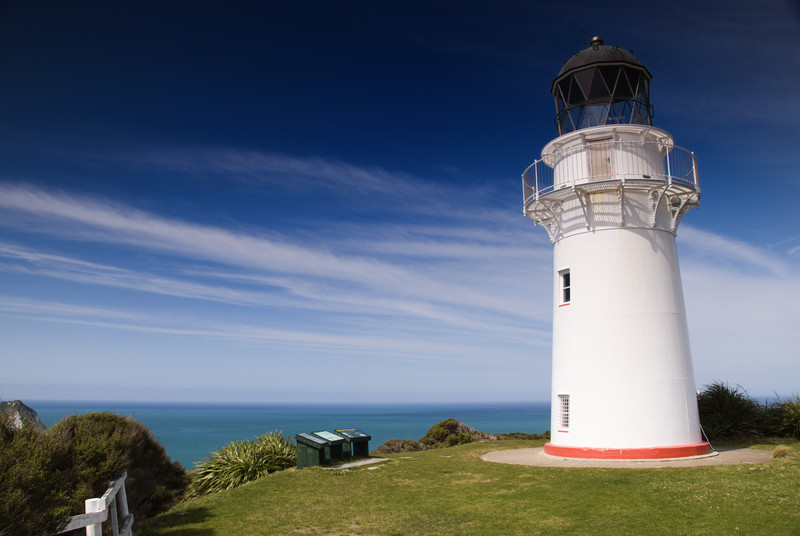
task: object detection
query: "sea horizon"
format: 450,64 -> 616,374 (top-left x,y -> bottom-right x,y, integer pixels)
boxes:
27,400 -> 552,469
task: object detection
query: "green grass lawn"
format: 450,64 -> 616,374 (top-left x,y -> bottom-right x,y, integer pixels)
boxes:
139,440 -> 800,535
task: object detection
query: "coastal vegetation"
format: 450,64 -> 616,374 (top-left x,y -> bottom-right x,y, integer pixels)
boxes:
0,411 -> 187,536
779,395 -> 800,439
372,438 -> 428,454
188,431 -> 296,497
698,382 -> 800,441
0,411 -> 72,535
373,419 -> 549,454
419,418 -> 492,448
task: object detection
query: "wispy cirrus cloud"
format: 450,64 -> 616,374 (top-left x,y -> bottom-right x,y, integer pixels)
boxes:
3,153 -> 798,400
0,182 -> 552,340
103,147 -> 437,197
0,293 -> 544,364
87,146 -> 518,223
680,226 -> 793,277
0,182 -> 427,284
0,240 -> 548,341
0,295 -> 146,322
677,225 -> 800,396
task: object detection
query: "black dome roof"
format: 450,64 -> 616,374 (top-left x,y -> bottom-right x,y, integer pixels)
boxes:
552,37 -> 651,94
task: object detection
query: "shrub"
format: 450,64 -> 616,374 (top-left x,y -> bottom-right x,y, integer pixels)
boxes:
420,419 -> 470,448
2,410 -> 187,535
189,431 -> 296,497
0,413 -> 73,536
374,426 -> 551,455
418,418 -> 494,448
372,439 -> 428,455
446,431 -> 472,446
697,382 -> 766,440
759,398 -> 785,438
780,395 -> 800,440
49,412 -> 189,522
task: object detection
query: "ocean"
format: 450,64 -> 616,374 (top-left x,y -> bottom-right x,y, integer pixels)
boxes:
31,401 -> 550,469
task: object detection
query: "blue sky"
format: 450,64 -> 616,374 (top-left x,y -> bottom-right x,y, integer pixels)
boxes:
1,0 -> 799,403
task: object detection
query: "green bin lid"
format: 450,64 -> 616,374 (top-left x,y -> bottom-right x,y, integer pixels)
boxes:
334,428 -> 371,440
296,432 -> 329,445
311,431 -> 345,444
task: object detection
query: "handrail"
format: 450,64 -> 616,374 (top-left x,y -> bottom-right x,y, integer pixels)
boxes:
522,139 -> 698,208
58,471 -> 133,536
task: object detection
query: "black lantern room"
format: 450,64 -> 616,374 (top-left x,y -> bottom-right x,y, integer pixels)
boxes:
552,36 -> 653,136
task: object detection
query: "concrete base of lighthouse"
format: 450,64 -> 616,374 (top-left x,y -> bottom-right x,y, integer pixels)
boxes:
544,442 -> 710,460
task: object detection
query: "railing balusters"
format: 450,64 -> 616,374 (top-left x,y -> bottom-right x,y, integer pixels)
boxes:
666,145 -> 672,186
523,140 -> 697,206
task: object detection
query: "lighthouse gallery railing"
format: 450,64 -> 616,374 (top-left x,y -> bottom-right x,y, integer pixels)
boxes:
522,140 -> 698,207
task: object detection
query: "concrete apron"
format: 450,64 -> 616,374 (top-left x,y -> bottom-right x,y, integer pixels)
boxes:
481,447 -> 773,469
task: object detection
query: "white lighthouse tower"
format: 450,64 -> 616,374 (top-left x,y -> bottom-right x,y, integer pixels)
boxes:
522,37 -> 709,459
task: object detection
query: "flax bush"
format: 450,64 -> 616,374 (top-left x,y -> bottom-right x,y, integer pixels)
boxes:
697,383 -> 800,441
189,431 -> 296,497
697,382 -> 766,440
780,395 -> 800,440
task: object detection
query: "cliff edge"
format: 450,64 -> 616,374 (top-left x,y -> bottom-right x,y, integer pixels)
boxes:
0,400 -> 47,431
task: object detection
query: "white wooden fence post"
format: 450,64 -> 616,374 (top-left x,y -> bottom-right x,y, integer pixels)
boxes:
85,498 -> 105,536
117,481 -> 130,521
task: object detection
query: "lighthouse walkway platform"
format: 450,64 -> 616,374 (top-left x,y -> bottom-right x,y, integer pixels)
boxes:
481,447 -> 772,469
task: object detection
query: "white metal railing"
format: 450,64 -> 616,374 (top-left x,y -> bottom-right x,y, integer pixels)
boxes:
522,140 -> 698,207
58,471 -> 133,536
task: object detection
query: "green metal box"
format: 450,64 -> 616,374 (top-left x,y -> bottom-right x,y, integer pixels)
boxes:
334,428 -> 371,458
310,431 -> 346,463
295,433 -> 330,469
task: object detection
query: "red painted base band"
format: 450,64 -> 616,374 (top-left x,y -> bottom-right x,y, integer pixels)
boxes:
544,442 -> 710,460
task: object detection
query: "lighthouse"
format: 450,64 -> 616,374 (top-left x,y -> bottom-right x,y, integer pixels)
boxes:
522,37 -> 709,459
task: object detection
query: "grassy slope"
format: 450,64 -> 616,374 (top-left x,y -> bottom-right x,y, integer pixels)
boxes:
139,440 -> 800,536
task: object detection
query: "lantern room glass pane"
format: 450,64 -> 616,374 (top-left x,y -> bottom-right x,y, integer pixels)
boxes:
600,66 -> 620,94
615,68 -> 634,98
590,68 -> 610,98
554,64 -> 653,135
568,76 -> 585,104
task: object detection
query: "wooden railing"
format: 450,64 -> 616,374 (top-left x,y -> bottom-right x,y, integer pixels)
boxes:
57,471 -> 133,536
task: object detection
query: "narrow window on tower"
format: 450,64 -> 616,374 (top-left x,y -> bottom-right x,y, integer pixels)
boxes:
558,394 -> 570,430
559,269 -> 571,306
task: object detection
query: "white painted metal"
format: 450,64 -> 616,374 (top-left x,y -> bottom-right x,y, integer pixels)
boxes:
524,124 -> 703,454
